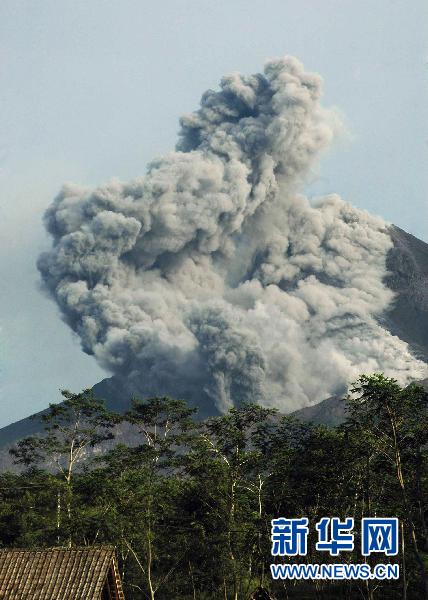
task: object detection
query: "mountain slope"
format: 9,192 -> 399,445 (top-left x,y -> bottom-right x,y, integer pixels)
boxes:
383,226 -> 428,361
290,377 -> 428,426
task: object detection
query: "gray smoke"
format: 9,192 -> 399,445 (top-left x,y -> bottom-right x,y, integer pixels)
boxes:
38,57 -> 426,413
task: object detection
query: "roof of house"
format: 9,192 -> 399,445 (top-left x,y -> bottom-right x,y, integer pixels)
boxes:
0,546 -> 124,599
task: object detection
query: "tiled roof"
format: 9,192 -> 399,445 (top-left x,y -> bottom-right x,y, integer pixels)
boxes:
0,546 -> 124,599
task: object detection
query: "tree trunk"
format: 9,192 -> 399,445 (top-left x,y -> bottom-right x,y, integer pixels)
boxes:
401,520 -> 407,600
387,404 -> 428,599
226,473 -> 239,600
56,489 -> 61,545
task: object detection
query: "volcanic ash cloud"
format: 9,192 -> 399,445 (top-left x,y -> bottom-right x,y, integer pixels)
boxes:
38,56 -> 427,413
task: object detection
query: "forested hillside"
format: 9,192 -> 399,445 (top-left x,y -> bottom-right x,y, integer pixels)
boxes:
0,375 -> 427,599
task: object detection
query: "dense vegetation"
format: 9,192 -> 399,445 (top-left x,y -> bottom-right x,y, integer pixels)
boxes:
0,375 -> 427,599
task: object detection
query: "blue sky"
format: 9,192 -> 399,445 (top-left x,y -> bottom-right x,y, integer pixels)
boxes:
0,0 -> 427,426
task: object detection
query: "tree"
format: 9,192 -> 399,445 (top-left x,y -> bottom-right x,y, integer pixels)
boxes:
118,396 -> 198,600
10,389 -> 116,545
345,374 -> 428,599
185,403 -> 277,600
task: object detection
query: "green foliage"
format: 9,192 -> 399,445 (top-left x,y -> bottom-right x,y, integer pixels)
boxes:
2,376 -> 428,599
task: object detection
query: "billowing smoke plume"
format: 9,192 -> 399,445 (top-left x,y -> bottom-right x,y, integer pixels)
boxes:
38,57 -> 426,413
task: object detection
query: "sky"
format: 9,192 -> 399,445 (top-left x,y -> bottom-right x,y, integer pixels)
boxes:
0,0 -> 427,427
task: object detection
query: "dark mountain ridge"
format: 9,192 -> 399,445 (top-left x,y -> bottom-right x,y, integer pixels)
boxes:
383,226 -> 428,361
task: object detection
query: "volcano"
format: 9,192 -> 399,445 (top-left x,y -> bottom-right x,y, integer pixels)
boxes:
0,57 -> 427,459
